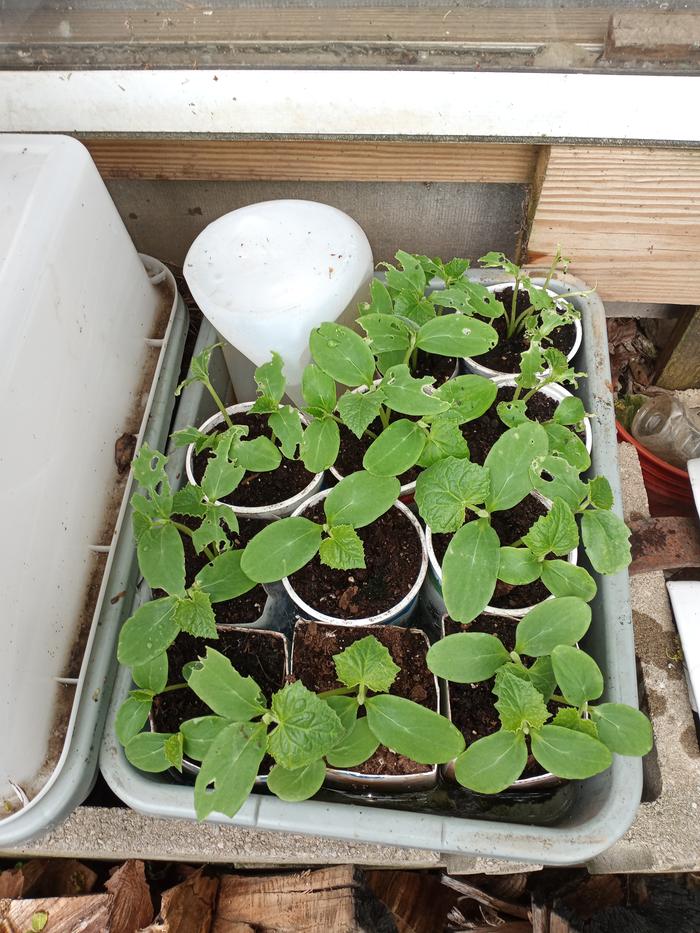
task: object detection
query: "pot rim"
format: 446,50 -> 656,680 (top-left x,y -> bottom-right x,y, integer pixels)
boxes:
283,490 -> 429,626
463,280 -> 583,379
425,492 -> 579,620
437,616 -> 562,791
491,376 -> 593,456
148,625 -> 289,783
291,619 -> 439,788
185,401 -> 324,517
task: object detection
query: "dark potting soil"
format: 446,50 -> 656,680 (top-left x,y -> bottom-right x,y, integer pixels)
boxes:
411,349 -> 456,387
432,495 -> 553,610
176,513 -> 267,625
460,385 -> 577,466
192,411 -> 315,508
288,503 -> 422,619
292,621 -> 436,775
152,628 -> 286,762
471,287 -> 576,373
335,416 -> 422,488
444,616 -> 549,779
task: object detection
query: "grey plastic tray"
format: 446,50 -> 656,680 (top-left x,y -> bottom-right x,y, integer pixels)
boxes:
100,271 -> 642,865
0,260 -> 188,849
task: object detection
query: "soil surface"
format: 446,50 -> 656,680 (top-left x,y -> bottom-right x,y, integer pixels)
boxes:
444,616 -> 549,779
192,411 -> 315,509
177,513 -> 267,625
411,349 -> 456,386
335,415 -> 422,487
292,621 -> 436,775
471,286 -> 576,373
288,503 -> 423,619
460,385 -> 575,466
152,628 -> 286,743
432,496 -> 553,610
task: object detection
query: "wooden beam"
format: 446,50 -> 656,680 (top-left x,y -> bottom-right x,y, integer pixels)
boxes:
605,12 -> 700,61
82,138 -> 538,184
526,147 -> 700,304
655,308 -> 700,389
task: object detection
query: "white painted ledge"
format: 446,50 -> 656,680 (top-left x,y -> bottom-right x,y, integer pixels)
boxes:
1,70 -> 699,141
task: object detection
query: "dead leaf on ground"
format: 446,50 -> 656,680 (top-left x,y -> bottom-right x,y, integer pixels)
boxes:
106,859 -> 153,933
139,868 -> 218,933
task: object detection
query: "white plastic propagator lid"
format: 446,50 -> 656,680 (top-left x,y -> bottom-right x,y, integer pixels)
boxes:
0,134 -> 164,827
184,199 -> 374,400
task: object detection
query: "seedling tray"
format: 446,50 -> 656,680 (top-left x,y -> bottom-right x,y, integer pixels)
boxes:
100,271 -> 642,865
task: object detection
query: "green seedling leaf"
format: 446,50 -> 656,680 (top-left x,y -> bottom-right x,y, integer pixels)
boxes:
365,694 -> 465,764
310,322 -> 376,388
324,471 -> 400,529
530,725 -> 612,780
319,524 -> 365,570
359,312 -> 412,356
415,457 -> 490,533
31,911 -> 49,932
380,364 -> 449,417
455,278 -> 507,320
325,695 -> 359,736
382,250 -> 426,295
588,476 -> 614,510
363,418 -> 426,476
125,731 -> 177,773
192,505 -> 233,555
132,652 -> 168,694
337,386 -> 386,439
544,422 -> 591,471
202,447 -> 245,502
299,415 -> 340,473
529,454 -> 588,511
195,549 -> 257,603
590,703 -> 653,756
542,347 -> 582,388
454,729 -> 527,793
429,286 -> 477,314
334,635 -> 400,693
552,707 -> 598,738
541,560 -> 597,601
137,522 -> 186,596
417,416 -> 470,469
498,547 -> 541,585
581,509 -> 632,574
132,508 -> 152,541
359,277 -> 394,315
522,498 -> 579,561
268,680 -> 344,770
232,435 -> 282,472
443,520 -> 500,624
188,647 -> 266,721
393,291 -> 435,326
426,632 -> 510,683
485,422 -> 549,511
435,374 -> 497,424
554,396 -> 586,426
171,425 -> 219,454
497,399 -> 529,429
164,732 -> 184,770
443,257 -> 471,282
527,656 -> 557,702
241,517 -> 323,583
171,483 -> 207,518
116,695 -> 152,745
551,646 -> 604,706
118,596 -> 180,667
302,364 -> 337,417
516,343 -> 545,390
195,721 -> 267,820
248,351 -> 286,413
326,717 -> 380,768
479,251 -> 520,275
180,715 -> 228,761
174,589 -> 217,639
416,314 -> 498,358
494,668 -> 550,733
132,443 -> 169,493
267,759 -> 327,801
515,597 -> 592,657
176,343 -> 220,396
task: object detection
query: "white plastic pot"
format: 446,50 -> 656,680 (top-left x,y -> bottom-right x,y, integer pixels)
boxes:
492,376 -> 593,457
185,401 -> 324,520
282,489 -> 428,627
464,281 -> 583,379
425,493 -> 579,621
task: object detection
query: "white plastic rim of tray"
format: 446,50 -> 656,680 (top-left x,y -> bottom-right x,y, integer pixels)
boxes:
0,133 -> 177,827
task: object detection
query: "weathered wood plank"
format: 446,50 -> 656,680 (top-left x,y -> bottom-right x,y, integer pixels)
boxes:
527,147 -> 700,304
605,12 -> 700,61
82,139 -> 538,184
655,309 -> 700,389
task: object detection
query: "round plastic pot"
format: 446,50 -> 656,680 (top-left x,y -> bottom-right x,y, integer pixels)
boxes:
616,420 -> 693,512
425,493 -> 579,621
185,401 -> 324,520
463,281 -> 582,379
436,617 -> 561,791
290,620 -> 438,792
492,376 -> 593,456
282,490 -> 428,627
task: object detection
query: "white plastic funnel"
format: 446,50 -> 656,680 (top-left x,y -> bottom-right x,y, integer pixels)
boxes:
183,199 -> 374,403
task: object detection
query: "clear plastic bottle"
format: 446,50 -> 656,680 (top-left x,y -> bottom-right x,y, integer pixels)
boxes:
632,395 -> 700,469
